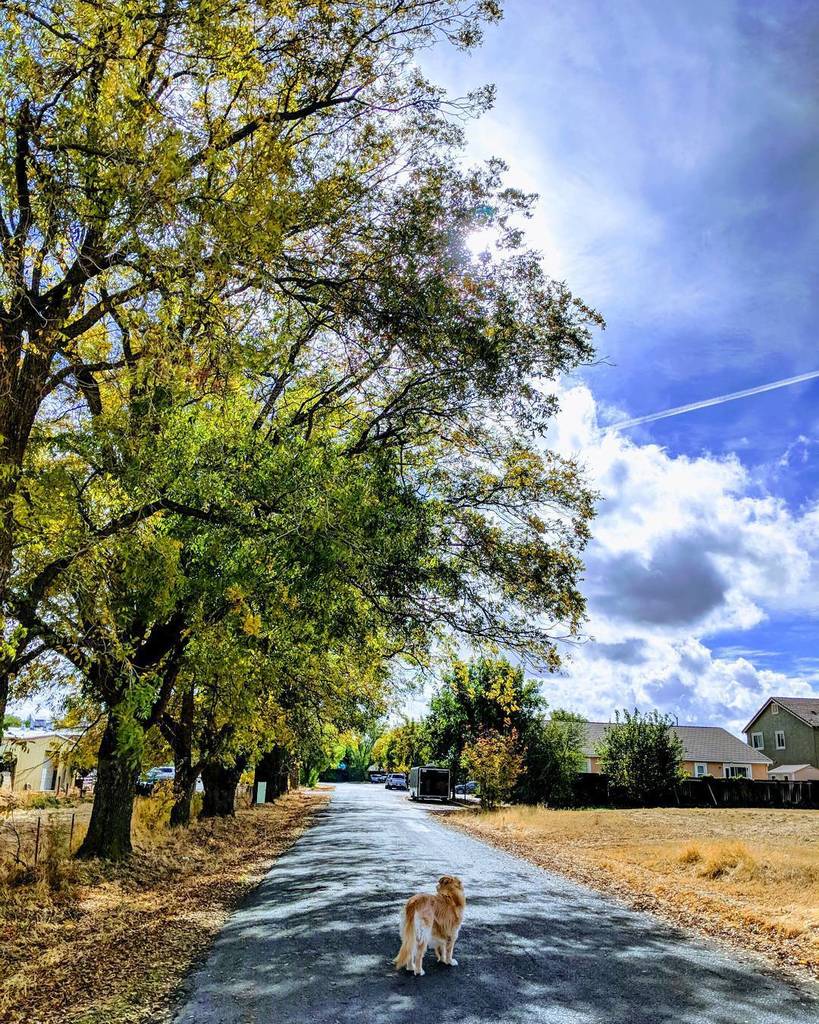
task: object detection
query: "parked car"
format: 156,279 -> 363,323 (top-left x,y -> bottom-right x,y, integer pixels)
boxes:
454,780 -> 478,796
137,764 -> 175,794
385,772 -> 407,790
369,773 -> 386,783
145,765 -> 175,784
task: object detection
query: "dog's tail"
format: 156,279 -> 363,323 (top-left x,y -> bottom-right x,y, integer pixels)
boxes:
393,905 -> 415,969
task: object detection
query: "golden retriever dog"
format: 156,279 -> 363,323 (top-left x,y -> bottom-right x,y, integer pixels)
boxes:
393,875 -> 466,976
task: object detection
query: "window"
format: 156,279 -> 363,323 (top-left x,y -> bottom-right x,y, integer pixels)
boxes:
694,763 -> 708,777
751,732 -> 764,749
775,730 -> 785,750
772,704 -> 779,715
724,765 -> 749,779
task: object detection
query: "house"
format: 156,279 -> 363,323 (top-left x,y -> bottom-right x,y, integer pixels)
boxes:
743,696 -> 819,770
768,764 -> 819,782
580,722 -> 771,780
0,728 -> 80,794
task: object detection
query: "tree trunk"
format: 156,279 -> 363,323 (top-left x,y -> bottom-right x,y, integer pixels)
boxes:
76,715 -> 138,860
165,685 -> 197,827
170,761 -> 198,827
0,445 -> 23,748
254,746 -> 290,803
200,760 -> 244,819
0,669 -> 9,746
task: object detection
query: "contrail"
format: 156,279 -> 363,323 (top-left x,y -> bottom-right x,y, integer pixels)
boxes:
606,369 -> 819,432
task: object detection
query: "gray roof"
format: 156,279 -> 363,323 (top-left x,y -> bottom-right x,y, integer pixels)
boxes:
744,696 -> 819,733
768,764 -> 811,774
2,727 -> 82,743
580,722 -> 771,764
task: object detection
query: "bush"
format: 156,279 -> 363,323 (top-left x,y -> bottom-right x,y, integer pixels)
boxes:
461,730 -> 524,811
517,712 -> 586,806
699,842 -> 757,880
42,819 -> 75,891
133,782 -> 175,836
596,709 -> 684,804
26,793 -> 62,810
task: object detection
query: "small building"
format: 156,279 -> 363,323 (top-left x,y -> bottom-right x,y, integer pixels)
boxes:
743,696 -> 819,770
767,763 -> 819,782
0,728 -> 80,794
580,722 -> 771,780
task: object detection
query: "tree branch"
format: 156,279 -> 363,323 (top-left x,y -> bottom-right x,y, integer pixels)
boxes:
186,89 -> 365,168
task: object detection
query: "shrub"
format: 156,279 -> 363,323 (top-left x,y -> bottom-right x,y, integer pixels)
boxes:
596,709 -> 684,803
517,712 -> 587,806
461,730 -> 524,811
133,782 -> 175,836
26,793 -> 62,810
42,819 -> 76,891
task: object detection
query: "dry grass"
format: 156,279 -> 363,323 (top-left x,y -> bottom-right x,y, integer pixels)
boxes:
442,805 -> 819,978
0,788 -> 330,1024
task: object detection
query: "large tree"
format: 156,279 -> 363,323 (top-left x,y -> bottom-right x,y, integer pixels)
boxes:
596,709 -> 685,804
19,381 -> 437,854
0,0 -> 508,735
3,1 -> 603,858
425,655 -> 545,782
372,719 -> 431,774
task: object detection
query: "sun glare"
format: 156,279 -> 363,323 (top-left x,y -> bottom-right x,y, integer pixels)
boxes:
466,225 -> 499,259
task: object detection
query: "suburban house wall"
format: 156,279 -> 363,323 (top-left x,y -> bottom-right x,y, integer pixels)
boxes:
0,734 -> 76,793
686,761 -> 767,780
585,756 -> 766,780
746,704 -> 817,769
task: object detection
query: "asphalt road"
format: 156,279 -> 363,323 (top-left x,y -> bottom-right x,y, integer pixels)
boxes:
173,783 -> 819,1024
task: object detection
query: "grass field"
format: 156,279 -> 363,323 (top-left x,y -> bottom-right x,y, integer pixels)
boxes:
443,806 -> 819,978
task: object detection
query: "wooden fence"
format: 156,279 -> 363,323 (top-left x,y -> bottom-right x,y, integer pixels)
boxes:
0,810 -> 82,868
571,772 -> 819,810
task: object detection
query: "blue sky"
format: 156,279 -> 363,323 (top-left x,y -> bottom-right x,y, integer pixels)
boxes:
421,0 -> 819,734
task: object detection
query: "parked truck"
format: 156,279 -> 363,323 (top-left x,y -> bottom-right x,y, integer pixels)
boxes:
408,765 -> 451,803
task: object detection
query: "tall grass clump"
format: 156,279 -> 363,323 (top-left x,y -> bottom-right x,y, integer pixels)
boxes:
698,842 -> 757,880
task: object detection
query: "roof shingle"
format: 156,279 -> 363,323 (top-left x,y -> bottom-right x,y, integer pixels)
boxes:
773,697 -> 819,726
578,721 -> 770,764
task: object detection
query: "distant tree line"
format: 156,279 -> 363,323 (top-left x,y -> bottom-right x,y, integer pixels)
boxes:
372,656 -> 589,810
372,658 -> 686,811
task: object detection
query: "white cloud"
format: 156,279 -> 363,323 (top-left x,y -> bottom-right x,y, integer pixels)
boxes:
545,637 -> 818,736
542,382 -> 819,733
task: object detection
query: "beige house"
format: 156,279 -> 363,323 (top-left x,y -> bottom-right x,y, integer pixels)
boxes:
0,728 -> 80,794
580,722 -> 771,780
768,763 -> 819,782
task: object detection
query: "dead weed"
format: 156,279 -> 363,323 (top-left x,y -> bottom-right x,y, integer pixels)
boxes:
0,789 -> 329,1024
